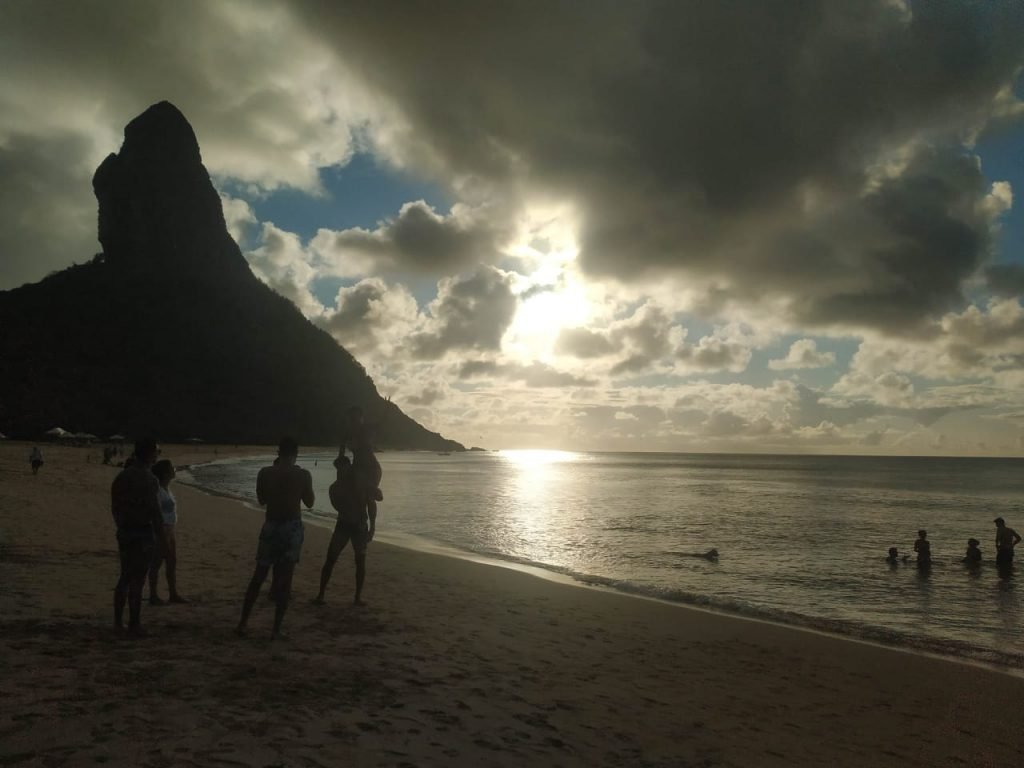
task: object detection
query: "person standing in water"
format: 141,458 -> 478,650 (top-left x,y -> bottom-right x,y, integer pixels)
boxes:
962,538 -> 982,567
913,530 -> 931,570
148,459 -> 187,605
314,455 -> 374,606
237,437 -> 314,639
994,517 -> 1021,570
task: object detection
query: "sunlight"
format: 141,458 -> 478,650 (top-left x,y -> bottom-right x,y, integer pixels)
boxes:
500,449 -> 581,466
505,272 -> 594,362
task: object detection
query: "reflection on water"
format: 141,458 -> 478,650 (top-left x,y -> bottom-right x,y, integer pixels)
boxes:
189,450 -> 1024,664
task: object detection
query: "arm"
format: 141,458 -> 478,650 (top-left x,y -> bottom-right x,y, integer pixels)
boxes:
147,479 -> 165,543
256,468 -> 267,506
301,470 -> 315,509
1015,531 -> 1022,547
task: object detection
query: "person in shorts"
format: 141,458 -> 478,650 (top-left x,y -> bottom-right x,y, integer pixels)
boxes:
148,459 -> 187,605
994,517 -> 1021,571
236,437 -> 314,639
111,438 -> 164,636
314,455 -> 374,606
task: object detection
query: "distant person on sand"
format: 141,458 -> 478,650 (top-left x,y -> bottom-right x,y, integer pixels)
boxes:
961,538 -> 982,567
148,459 -> 187,605
237,437 -> 314,639
111,438 -> 164,636
315,455 -> 374,606
913,530 -> 931,569
339,403 -> 386,523
994,517 -> 1020,570
29,446 -> 43,475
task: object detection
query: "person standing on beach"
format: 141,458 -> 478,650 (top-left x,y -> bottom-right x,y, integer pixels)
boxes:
994,517 -> 1020,569
237,437 -> 314,639
29,446 -> 43,475
339,404 -> 385,530
111,438 -> 164,635
314,455 -> 374,607
148,459 -> 187,605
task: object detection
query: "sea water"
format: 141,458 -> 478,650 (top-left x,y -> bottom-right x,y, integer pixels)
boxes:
185,450 -> 1024,667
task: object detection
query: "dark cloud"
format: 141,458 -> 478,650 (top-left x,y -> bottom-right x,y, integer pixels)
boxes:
317,277 -> 418,355
407,385 -> 444,406
409,266 -> 517,359
0,132 -> 98,289
555,327 -> 616,358
295,0 -> 1024,333
315,200 -> 508,276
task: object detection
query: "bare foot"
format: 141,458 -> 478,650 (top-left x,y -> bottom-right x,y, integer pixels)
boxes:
354,599 -> 367,607
312,595 -> 325,605
168,595 -> 190,604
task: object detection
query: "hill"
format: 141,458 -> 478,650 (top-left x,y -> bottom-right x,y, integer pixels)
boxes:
0,101 -> 464,451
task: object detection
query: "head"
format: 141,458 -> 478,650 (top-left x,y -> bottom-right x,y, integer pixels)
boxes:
888,547 -> 899,558
917,529 -> 927,539
968,538 -> 980,548
152,459 -> 175,486
994,517 -> 1006,529
277,436 -> 299,465
133,437 -> 159,467
333,454 -> 351,477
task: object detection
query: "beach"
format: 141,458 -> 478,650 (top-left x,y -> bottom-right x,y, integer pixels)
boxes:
2,444 -> 1024,767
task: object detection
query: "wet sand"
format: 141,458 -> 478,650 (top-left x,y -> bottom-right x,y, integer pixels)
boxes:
2,442 -> 1023,767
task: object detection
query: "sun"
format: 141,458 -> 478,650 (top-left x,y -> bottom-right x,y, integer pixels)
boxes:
504,269 -> 594,362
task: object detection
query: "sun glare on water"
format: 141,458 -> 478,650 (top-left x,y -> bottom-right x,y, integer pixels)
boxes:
500,449 -> 580,467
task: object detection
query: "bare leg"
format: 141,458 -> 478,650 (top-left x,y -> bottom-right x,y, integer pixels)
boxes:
271,563 -> 296,639
126,571 -> 146,634
114,568 -> 129,629
237,564 -> 271,634
354,553 -> 366,605
315,535 -> 346,603
148,553 -> 164,604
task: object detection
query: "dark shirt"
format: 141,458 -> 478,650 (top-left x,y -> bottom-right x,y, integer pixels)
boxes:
964,547 -> 982,564
111,464 -> 161,532
256,463 -> 314,522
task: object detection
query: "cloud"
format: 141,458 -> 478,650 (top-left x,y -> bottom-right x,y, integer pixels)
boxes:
318,278 -> 420,357
457,359 -> 595,388
409,265 -> 518,359
312,200 -> 509,276
245,222 -> 322,317
769,339 -> 837,370
293,0 -> 1024,333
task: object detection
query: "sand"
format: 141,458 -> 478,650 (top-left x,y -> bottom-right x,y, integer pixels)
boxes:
1,442 -> 1023,768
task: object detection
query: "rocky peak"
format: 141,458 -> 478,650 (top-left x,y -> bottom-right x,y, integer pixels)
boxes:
92,101 -> 247,278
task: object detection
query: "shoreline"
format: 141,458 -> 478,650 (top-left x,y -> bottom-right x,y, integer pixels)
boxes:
5,443 -> 1024,766
182,455 -> 1024,676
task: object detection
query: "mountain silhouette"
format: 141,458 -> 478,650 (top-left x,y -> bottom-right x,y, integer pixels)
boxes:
0,101 -> 464,451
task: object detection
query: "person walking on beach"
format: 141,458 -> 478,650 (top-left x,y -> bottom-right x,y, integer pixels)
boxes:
29,446 -> 43,475
913,530 -> 931,570
148,459 -> 187,605
237,437 -> 314,639
314,455 -> 374,607
111,438 -> 164,636
994,517 -> 1020,570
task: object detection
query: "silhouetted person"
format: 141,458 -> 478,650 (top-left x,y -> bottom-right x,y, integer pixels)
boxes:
962,538 -> 982,567
29,446 -> 43,475
913,529 -> 931,570
148,459 -> 187,605
111,438 -> 164,636
994,517 -> 1020,571
315,456 -> 374,606
340,404 -> 386,533
237,437 -> 314,639
886,547 -> 900,566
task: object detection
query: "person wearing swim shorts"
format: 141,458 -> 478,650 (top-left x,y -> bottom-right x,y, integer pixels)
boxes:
314,455 -> 374,606
236,437 -> 314,639
994,517 -> 1020,571
111,438 -> 164,636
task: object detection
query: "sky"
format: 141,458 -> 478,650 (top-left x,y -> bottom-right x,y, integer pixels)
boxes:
2,1 -> 1024,455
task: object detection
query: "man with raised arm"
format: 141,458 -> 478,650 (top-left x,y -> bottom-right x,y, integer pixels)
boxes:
314,455 -> 374,607
236,437 -> 314,639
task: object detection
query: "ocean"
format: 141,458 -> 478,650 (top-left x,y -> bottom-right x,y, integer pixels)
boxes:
184,450 -> 1024,668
